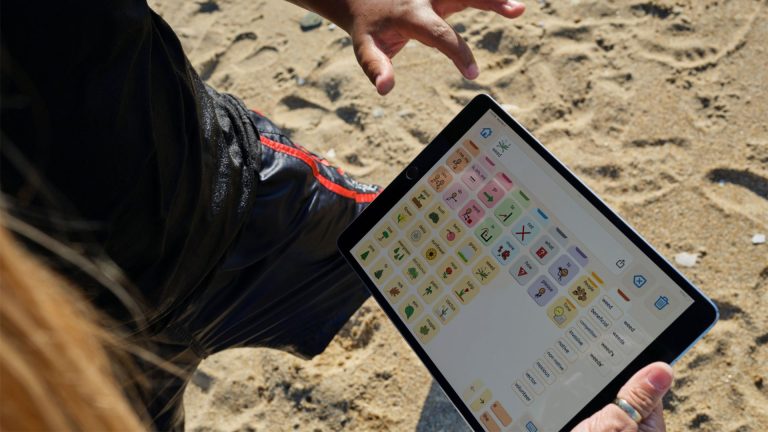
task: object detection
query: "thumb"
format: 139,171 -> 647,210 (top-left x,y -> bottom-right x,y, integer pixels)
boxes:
616,362 -> 673,422
353,33 -> 395,95
572,362 -> 672,432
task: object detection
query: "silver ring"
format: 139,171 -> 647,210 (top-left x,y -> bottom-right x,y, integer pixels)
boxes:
614,398 -> 643,423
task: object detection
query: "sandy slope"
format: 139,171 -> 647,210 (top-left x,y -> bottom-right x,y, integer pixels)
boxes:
147,0 -> 768,430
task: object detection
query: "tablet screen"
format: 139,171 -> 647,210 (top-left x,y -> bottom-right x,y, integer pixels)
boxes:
351,109 -> 694,431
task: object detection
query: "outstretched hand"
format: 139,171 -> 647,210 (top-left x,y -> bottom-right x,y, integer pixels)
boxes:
573,362 -> 674,432
293,0 -> 525,95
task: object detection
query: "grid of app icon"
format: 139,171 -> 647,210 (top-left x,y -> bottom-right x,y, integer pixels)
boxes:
352,125 -> 673,432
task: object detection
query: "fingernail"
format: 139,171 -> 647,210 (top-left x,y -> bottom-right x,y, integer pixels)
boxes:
647,368 -> 673,392
465,63 -> 479,80
503,1 -> 524,12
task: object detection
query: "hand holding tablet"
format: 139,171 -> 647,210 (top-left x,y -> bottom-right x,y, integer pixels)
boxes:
339,94 -> 718,431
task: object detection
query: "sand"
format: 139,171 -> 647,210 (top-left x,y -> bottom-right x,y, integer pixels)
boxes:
147,0 -> 768,430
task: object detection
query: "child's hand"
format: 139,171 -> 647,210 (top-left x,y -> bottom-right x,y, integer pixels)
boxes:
293,0 -> 525,95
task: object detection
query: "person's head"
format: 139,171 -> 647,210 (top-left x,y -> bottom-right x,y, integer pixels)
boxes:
0,223 -> 144,431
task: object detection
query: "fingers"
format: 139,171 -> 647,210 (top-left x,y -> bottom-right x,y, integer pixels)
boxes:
571,363 -> 672,432
616,362 -> 674,422
353,34 -> 395,95
464,0 -> 526,18
407,11 -> 479,80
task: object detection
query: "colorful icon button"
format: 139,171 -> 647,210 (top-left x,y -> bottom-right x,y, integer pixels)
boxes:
399,295 -> 423,322
644,287 -> 677,319
404,257 -> 427,283
354,240 -> 378,267
418,278 -> 443,304
527,276 -> 558,306
457,239 -> 481,264
437,257 -> 461,285
492,236 -> 519,266
472,257 -> 500,285
446,147 -> 472,173
474,218 -> 502,245
440,221 -> 465,246
550,225 -> 571,246
568,275 -> 601,307
548,254 -> 579,286
453,276 -> 480,305
479,154 -> 498,174
458,199 -> 485,227
479,411 -> 501,432
490,136 -> 510,157
422,239 -> 446,263
510,256 -> 538,286
470,388 -> 493,412
382,276 -> 407,305
410,187 -> 433,210
568,245 -> 589,267
442,183 -> 469,210
515,188 -> 532,208
463,139 -> 480,156
392,204 -> 415,228
494,172 -> 514,190
369,259 -> 393,285
478,179 -> 505,208
493,197 -> 523,226
490,401 -> 513,427
511,216 -> 540,246
547,296 -> 578,328
414,315 -> 440,344
406,222 -> 429,246
461,163 -> 489,191
533,208 -> 550,225
426,202 -> 449,228
374,223 -> 396,247
389,240 -> 411,265
530,235 -> 559,265
433,295 -> 460,325
428,166 -> 452,193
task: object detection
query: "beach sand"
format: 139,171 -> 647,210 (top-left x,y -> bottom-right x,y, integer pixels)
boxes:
148,0 -> 768,430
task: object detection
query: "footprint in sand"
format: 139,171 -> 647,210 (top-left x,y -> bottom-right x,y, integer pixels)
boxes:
703,167 -> 768,226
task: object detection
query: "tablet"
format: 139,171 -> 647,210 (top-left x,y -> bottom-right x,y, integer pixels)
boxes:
338,94 -> 718,432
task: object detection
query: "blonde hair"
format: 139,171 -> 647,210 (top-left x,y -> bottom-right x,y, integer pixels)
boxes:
0,224 -> 145,431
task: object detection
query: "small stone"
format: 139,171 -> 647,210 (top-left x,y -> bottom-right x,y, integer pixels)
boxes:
752,233 -> 766,245
327,23 -> 337,31
326,148 -> 337,159
191,370 -> 215,392
674,252 -> 698,268
300,12 -> 323,32
372,107 -> 385,118
296,77 -> 306,86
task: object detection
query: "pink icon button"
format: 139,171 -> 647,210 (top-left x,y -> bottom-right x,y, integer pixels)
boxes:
458,200 -> 485,227
480,154 -> 497,173
478,180 -> 505,208
461,163 -> 489,191
442,183 -> 469,209
495,172 -> 514,190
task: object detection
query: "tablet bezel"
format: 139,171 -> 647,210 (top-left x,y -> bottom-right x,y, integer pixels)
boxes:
338,94 -> 719,431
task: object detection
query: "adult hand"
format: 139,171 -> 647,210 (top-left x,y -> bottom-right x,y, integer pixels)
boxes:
292,0 -> 526,95
572,362 -> 673,432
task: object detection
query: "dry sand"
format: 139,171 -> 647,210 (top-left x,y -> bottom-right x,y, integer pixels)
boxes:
148,0 -> 768,430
